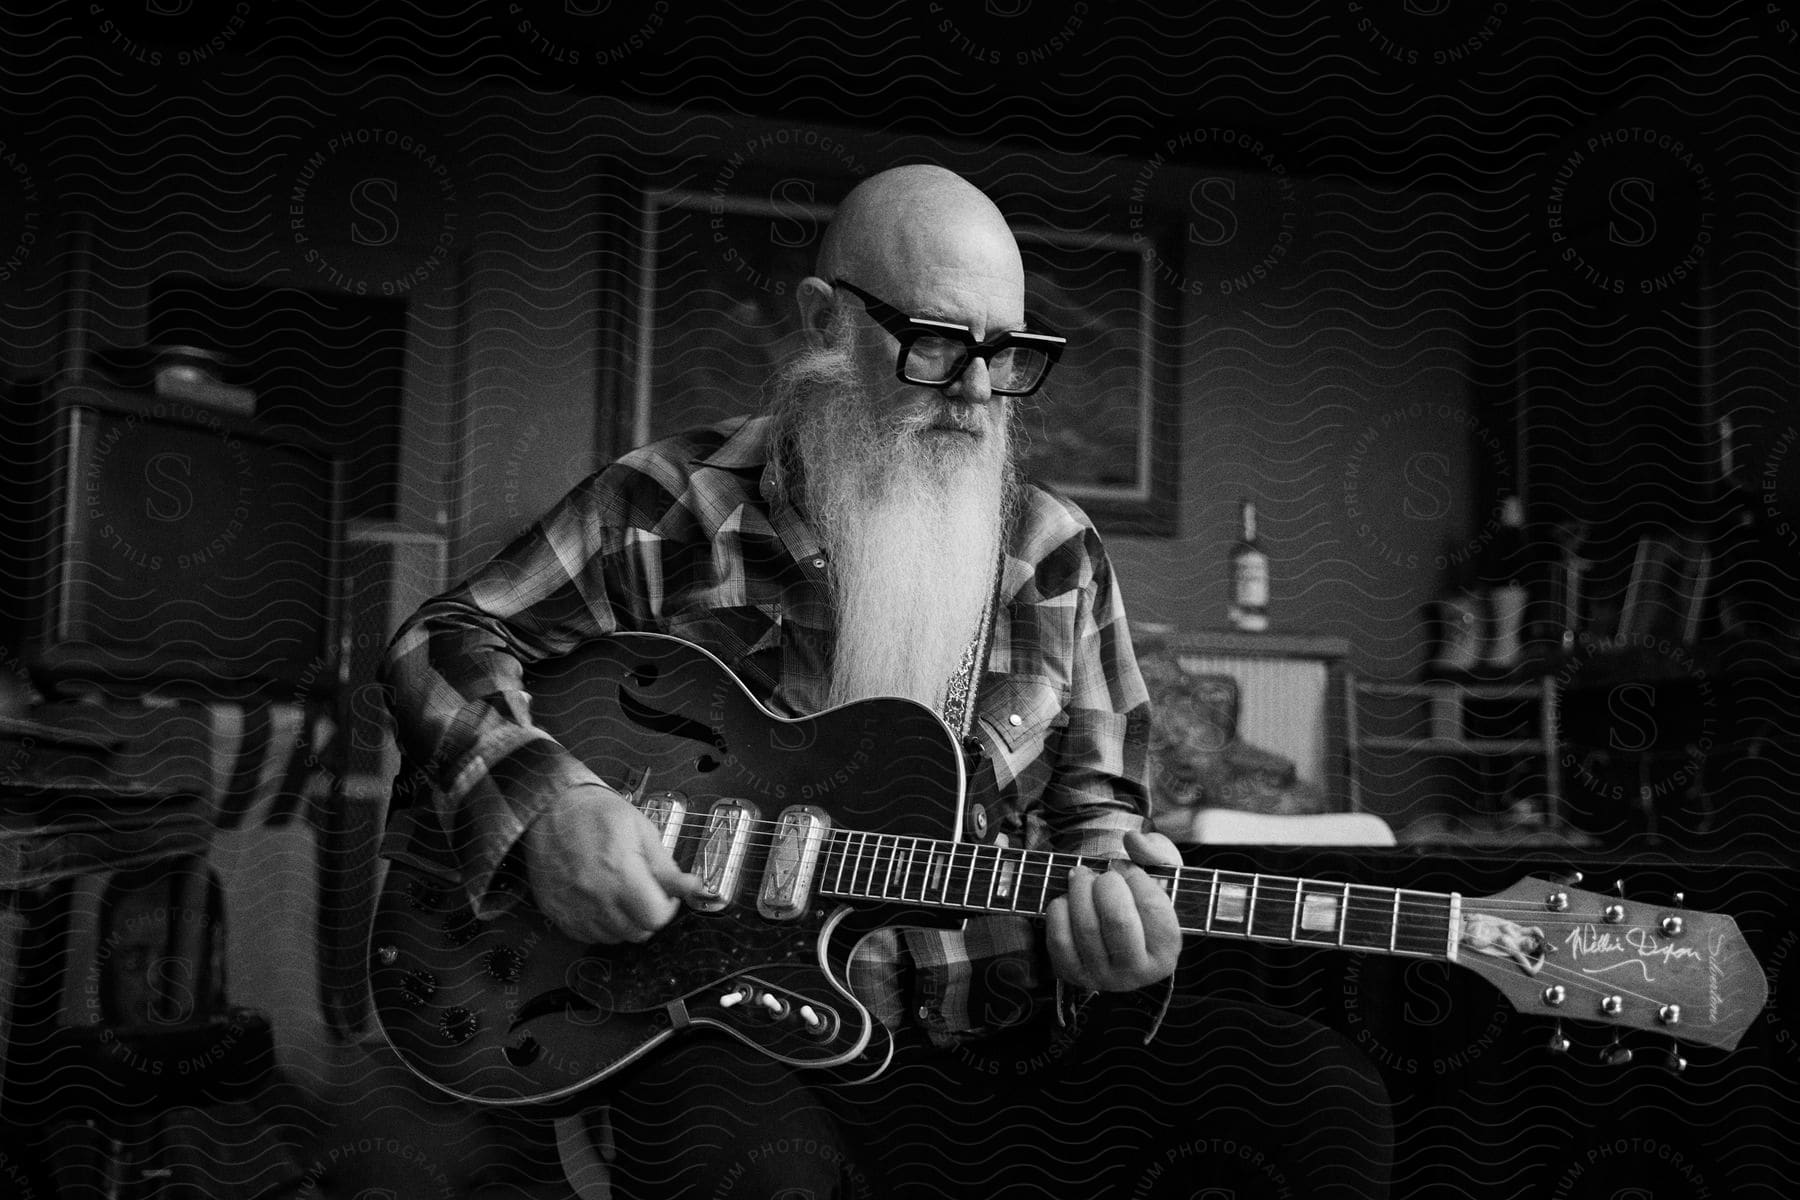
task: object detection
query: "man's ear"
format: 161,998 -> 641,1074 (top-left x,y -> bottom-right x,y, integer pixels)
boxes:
795,275 -> 836,347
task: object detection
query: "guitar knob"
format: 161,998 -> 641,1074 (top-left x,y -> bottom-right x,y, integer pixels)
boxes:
440,1006 -> 480,1045
400,968 -> 438,1008
484,945 -> 524,983
799,1005 -> 832,1038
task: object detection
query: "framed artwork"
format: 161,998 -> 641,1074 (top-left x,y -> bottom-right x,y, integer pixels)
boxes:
631,186 -> 1179,533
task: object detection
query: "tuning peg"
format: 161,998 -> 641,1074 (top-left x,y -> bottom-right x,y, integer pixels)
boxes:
1546,1021 -> 1570,1055
1662,1044 -> 1688,1075
1613,878 -> 1627,898
1552,870 -> 1585,887
1600,1037 -> 1633,1067
1672,890 -> 1685,906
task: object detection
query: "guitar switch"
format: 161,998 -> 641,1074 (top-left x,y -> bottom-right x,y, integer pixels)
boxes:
799,1005 -> 833,1038
718,983 -> 754,1010
759,992 -> 790,1020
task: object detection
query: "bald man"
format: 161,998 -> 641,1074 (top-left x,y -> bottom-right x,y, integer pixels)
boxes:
381,165 -> 1390,1197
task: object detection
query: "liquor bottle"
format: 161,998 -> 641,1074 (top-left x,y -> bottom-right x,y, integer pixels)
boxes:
1228,498 -> 1269,632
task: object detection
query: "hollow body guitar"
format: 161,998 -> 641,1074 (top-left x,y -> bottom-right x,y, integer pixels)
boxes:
369,633 -> 1768,1111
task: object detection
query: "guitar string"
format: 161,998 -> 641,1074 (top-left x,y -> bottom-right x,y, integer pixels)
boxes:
663,818 -> 1696,931
656,816 -> 1693,924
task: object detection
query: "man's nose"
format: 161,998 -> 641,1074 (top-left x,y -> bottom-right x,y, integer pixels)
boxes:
943,355 -> 992,405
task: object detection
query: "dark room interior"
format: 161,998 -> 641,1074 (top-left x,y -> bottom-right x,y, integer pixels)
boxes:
2,2 -> 1797,1197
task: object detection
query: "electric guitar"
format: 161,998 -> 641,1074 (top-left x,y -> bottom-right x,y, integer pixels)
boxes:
369,633 -> 1769,1111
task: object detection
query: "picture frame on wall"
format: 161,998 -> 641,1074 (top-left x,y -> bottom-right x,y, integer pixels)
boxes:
630,186 -> 1180,534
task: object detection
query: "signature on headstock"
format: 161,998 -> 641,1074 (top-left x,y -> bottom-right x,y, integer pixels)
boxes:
1563,925 -> 1705,983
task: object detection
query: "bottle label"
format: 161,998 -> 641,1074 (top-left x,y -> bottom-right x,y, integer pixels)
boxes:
1234,554 -> 1268,609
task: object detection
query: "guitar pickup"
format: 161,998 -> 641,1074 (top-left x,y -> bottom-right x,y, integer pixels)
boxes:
758,806 -> 830,920
688,800 -> 758,913
639,790 -> 688,854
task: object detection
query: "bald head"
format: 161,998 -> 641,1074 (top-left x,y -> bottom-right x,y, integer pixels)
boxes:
796,165 -> 1028,362
817,165 -> 1021,292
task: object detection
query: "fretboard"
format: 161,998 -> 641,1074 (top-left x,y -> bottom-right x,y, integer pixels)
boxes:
817,830 -> 1455,960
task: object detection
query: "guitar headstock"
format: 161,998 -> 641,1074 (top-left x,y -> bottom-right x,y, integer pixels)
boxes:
1452,874 -> 1768,1053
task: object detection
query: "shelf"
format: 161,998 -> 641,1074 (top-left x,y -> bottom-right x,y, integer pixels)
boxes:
1358,736 -> 1546,755
1149,627 -> 1352,662
1357,679 -> 1548,701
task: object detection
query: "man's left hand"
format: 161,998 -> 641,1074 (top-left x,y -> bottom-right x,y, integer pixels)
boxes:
1045,829 -> 1183,993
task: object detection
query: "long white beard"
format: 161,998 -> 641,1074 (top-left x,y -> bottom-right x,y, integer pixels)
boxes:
770,325 -> 1017,712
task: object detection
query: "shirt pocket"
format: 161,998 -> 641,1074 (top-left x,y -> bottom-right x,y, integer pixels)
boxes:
662,604 -> 782,662
978,674 -> 1068,754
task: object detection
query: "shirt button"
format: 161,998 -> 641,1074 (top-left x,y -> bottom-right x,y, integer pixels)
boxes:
1008,713 -> 1023,727
916,1005 -> 938,1023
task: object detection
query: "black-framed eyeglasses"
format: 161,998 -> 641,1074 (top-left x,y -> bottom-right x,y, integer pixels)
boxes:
832,278 -> 1065,397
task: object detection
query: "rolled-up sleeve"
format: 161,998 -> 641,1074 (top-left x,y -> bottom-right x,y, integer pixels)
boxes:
379,469 -> 647,912
1036,525 -> 1154,858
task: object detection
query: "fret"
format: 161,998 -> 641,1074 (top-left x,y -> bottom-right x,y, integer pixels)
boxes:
832,831 -> 856,897
856,833 -> 881,899
1249,876 -> 1301,942
959,842 -> 979,909
826,832 -> 848,895
885,837 -> 904,900
943,842 -> 968,907
927,844 -> 950,900
900,838 -> 922,902
1290,880 -> 1353,947
1389,890 -> 1400,952
1205,869 -> 1222,932
994,846 -> 1021,909
974,844 -> 1002,911
1394,890 -> 1454,958
1342,885 -> 1400,952
1172,870 -> 1211,932
1166,867 -> 1181,913
1208,870 -> 1253,936
1020,851 -> 1054,914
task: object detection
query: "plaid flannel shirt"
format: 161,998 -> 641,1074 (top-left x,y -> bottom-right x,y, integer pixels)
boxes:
379,414 -> 1153,1044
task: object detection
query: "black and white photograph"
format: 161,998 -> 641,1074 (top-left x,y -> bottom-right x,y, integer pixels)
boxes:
1,2 -> 1796,1196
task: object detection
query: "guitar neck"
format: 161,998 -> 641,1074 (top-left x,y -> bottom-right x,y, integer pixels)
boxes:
817,831 -> 1457,963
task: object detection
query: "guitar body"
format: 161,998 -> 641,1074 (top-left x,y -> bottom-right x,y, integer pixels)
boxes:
370,633 -> 975,1111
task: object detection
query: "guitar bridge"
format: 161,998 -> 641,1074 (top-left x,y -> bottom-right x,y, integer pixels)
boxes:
758,806 -> 830,920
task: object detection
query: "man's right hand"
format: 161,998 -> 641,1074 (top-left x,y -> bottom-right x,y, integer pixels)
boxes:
523,784 -> 703,943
